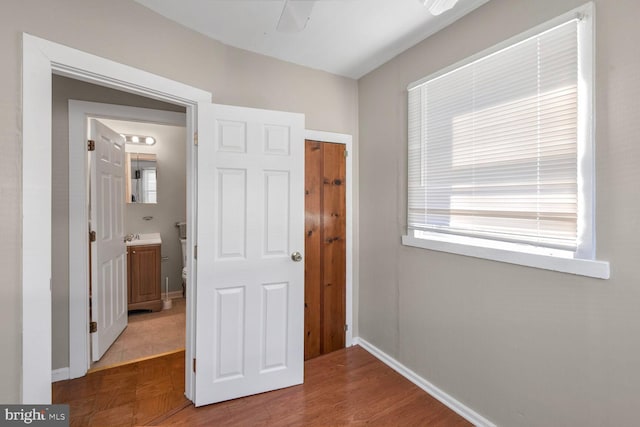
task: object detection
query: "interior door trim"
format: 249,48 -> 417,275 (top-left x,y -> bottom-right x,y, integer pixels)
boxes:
22,33 -> 210,403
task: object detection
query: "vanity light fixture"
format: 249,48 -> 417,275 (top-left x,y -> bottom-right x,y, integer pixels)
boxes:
122,134 -> 156,146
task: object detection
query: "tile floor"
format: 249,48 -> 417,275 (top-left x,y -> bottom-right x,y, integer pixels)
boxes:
90,297 -> 185,371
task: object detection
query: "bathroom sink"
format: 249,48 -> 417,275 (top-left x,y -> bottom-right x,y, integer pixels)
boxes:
126,232 -> 162,246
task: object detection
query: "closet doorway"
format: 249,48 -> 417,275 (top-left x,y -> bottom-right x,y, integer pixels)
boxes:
304,140 -> 347,360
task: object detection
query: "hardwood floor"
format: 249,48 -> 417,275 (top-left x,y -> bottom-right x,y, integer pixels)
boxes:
52,350 -> 188,427
54,346 -> 471,427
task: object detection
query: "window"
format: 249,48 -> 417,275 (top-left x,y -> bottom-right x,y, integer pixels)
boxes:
403,3 -> 609,278
141,168 -> 157,203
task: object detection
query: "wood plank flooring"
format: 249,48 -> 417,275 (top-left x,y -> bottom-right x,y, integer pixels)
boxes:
52,350 -> 188,427
54,346 -> 471,426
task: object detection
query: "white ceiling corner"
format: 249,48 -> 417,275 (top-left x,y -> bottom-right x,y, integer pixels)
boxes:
135,0 -> 491,79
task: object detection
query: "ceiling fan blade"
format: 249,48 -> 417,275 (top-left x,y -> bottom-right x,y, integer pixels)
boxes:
277,0 -> 316,33
422,0 -> 459,15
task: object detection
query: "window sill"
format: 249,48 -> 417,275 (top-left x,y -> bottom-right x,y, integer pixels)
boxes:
401,234 -> 610,279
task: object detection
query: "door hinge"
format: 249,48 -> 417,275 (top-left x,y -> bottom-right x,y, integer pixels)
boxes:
87,140 -> 95,151
193,358 -> 196,373
194,245 -> 197,260
345,324 -> 349,332
194,132 -> 198,146
344,150 -> 348,157
89,230 -> 96,242
89,321 -> 97,333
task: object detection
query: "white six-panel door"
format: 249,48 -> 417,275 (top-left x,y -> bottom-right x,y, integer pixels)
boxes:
195,103 -> 305,406
90,119 -> 128,362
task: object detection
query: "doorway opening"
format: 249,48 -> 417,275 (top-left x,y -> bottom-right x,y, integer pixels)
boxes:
23,33 -> 207,403
86,114 -> 187,371
55,86 -> 189,378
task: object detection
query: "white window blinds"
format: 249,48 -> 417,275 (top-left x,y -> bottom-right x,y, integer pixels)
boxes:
408,19 -> 583,251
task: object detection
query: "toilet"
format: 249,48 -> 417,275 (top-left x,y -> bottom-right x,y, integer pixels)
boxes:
180,238 -> 187,281
177,222 -> 187,296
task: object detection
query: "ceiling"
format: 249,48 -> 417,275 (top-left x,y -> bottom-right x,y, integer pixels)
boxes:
135,0 -> 490,79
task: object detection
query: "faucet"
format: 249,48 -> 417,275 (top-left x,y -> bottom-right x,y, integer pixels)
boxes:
125,233 -> 135,242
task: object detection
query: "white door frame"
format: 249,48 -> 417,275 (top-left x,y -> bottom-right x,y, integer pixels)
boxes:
68,101 -> 186,379
22,33 -> 210,403
304,130 -> 354,347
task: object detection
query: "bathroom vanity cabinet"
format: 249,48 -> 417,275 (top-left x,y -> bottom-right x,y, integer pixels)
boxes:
127,244 -> 162,312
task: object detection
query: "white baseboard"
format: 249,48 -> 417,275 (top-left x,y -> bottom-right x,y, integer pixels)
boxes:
51,367 -> 70,383
354,337 -> 496,427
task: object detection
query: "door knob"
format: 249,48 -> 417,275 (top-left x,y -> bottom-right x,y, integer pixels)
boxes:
291,252 -> 303,262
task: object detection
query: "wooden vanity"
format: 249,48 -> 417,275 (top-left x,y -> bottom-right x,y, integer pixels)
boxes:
127,234 -> 162,312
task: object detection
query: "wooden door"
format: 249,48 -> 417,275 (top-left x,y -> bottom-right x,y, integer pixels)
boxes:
195,103 -> 305,406
305,140 -> 346,360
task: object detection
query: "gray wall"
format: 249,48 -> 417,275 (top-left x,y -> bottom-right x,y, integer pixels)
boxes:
358,0 -> 640,425
1,0 -> 358,403
103,119 -> 187,293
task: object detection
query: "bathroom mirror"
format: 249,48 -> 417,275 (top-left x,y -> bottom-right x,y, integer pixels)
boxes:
126,153 -> 157,204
